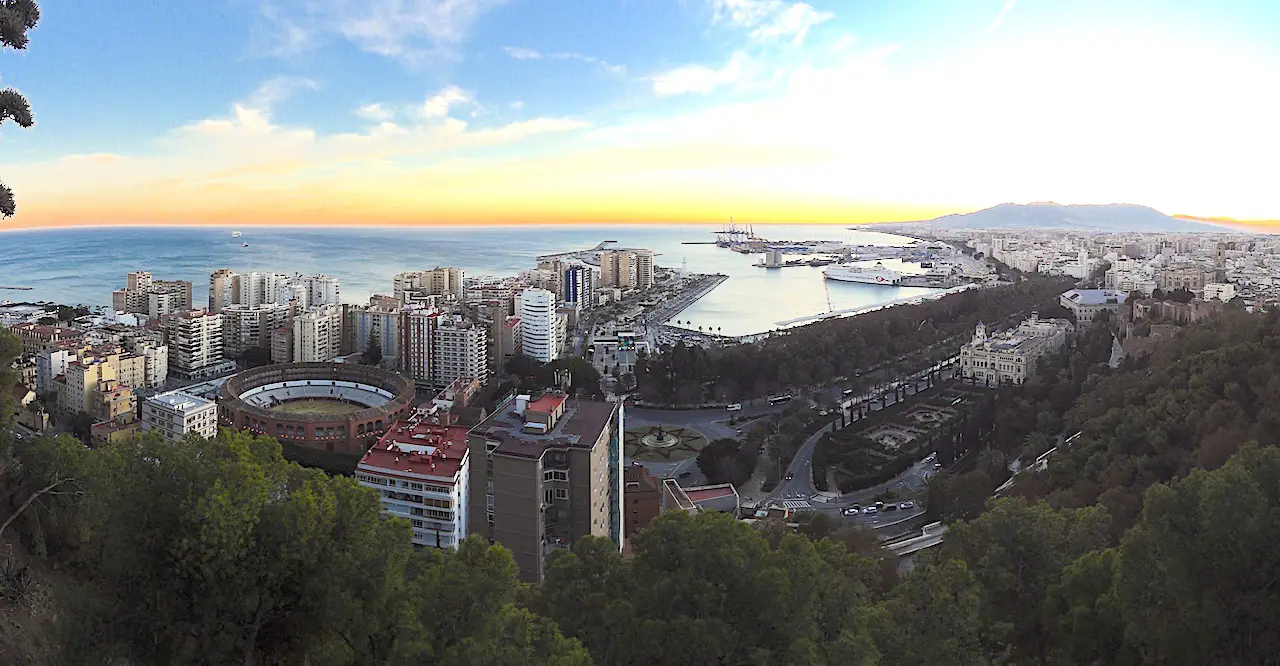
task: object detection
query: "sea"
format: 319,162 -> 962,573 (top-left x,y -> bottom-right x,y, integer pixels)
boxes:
0,224 -> 940,337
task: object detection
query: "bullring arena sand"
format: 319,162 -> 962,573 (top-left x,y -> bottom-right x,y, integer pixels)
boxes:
267,399 -> 366,415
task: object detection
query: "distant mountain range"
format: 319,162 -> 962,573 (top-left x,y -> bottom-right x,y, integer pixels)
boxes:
871,203 -> 1225,233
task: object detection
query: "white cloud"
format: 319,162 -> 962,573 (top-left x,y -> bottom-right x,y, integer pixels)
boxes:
356,103 -> 395,121
652,52 -> 753,96
709,0 -> 833,45
510,100 -> 525,110
420,86 -> 472,119
258,0 -> 509,60
503,46 -> 626,75
988,0 -> 1018,33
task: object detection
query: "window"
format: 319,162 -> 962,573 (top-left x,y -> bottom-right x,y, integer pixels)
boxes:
555,488 -> 568,500
543,469 -> 568,483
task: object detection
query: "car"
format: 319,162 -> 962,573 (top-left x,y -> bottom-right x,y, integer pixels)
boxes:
842,507 -> 860,516
934,463 -> 942,469
735,429 -> 744,435
863,506 -> 878,514
899,501 -> 916,510
726,403 -> 743,412
784,472 -> 794,481
842,388 -> 854,396
883,503 -> 898,511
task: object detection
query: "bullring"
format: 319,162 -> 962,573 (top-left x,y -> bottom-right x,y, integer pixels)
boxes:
218,362 -> 415,455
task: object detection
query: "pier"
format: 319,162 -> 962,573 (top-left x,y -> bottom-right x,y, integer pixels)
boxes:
0,286 -> 33,291
650,274 -> 728,325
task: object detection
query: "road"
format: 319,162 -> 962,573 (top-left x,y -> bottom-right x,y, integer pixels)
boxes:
625,403 -> 780,483
768,358 -> 958,502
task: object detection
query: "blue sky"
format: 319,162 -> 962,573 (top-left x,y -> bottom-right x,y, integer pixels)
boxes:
3,0 -> 1280,227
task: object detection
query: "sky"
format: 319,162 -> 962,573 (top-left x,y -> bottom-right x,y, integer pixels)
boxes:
1,0 -> 1278,229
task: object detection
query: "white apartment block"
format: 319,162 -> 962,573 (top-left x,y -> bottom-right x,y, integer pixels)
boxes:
142,390 -> 219,442
169,310 -> 234,379
517,288 -> 563,363
209,268 -> 237,313
960,315 -> 1072,385
432,316 -> 488,387
36,347 -> 74,394
356,415 -> 471,549
303,275 -> 341,306
293,304 -> 343,362
394,267 -> 465,301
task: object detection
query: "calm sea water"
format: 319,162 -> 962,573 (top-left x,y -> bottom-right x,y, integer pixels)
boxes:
0,224 -> 938,336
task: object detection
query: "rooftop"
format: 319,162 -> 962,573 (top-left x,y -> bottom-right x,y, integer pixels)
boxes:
473,394 -> 617,459
359,415 -> 470,481
147,390 -> 215,413
528,394 -> 567,414
683,484 -> 738,503
1061,289 -> 1128,306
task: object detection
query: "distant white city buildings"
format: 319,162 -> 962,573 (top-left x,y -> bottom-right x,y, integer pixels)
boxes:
1060,289 -> 1128,324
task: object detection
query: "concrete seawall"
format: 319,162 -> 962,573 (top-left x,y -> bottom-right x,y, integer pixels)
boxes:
652,274 -> 729,325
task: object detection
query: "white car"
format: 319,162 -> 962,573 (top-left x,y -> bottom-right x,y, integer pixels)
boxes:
899,501 -> 916,510
863,506 -> 878,515
842,507 -> 860,516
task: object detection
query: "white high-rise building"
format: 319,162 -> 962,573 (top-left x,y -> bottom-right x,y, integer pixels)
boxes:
36,347 -> 76,394
302,275 -> 341,306
562,264 -> 595,308
209,269 -> 238,313
433,315 -> 488,387
293,304 -> 343,362
394,267 -> 465,301
142,390 -> 218,442
168,310 -> 233,379
633,249 -> 655,289
517,288 -> 562,363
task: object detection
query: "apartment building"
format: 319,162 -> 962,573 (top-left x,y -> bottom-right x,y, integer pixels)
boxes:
220,303 -> 295,359
562,264 -> 595,308
599,251 -> 633,288
517,288 -> 563,363
169,310 -> 235,380
394,267 -> 465,302
632,249 -> 655,289
35,344 -> 77,393
9,323 -> 82,357
141,390 -> 218,442
209,268 -> 238,313
356,411 -> 471,549
466,393 -> 623,581
1203,282 -> 1237,302
344,300 -> 402,367
960,315 -> 1072,385
112,271 -> 192,317
293,304 -> 343,362
433,316 -> 488,388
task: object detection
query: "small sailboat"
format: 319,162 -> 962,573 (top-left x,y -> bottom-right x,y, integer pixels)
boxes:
241,242 -> 249,247
232,230 -> 242,238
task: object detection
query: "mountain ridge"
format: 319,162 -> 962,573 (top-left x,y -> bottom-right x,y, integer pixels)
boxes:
869,202 -> 1224,232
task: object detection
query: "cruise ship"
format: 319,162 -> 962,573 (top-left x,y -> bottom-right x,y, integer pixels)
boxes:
823,262 -> 903,286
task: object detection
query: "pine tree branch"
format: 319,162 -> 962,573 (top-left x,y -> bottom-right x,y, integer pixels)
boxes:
0,476 -> 75,540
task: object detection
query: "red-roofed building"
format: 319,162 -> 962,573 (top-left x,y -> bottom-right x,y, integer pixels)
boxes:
356,409 -> 472,549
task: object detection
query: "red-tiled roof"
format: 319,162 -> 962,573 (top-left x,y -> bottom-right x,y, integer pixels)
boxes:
358,419 -> 469,481
528,394 -> 567,414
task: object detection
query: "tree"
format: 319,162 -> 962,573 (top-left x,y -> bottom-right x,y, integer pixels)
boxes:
241,345 -> 271,368
0,0 -> 40,218
868,556 -> 985,666
1113,444 -> 1280,664
363,331 -> 383,366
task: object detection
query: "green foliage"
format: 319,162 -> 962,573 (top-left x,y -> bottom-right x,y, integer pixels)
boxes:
0,0 -> 39,218
504,355 -> 604,398
636,277 -> 1074,403
363,331 -> 383,366
696,437 -> 757,486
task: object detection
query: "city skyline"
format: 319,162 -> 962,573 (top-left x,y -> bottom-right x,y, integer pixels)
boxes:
3,0 -> 1279,230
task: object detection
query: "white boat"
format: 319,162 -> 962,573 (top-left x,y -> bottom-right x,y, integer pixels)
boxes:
823,262 -> 903,285
232,231 -> 242,237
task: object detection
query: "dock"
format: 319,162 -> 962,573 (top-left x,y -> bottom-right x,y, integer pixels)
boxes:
0,286 -> 33,291
651,273 -> 728,325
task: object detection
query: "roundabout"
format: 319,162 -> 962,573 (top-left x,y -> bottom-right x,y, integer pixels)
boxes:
624,424 -> 709,462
